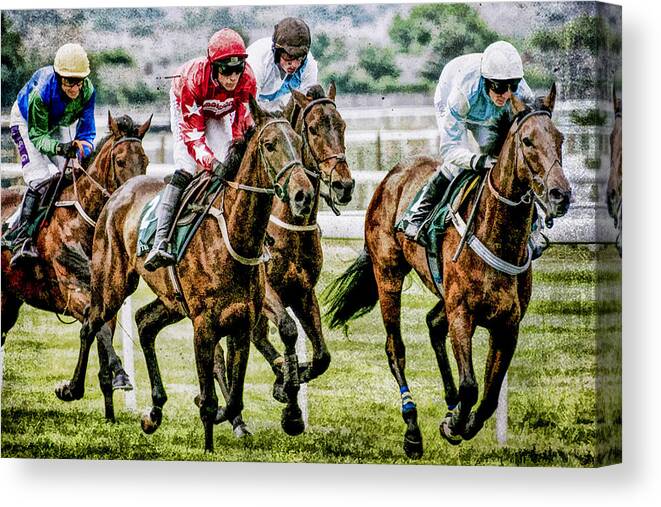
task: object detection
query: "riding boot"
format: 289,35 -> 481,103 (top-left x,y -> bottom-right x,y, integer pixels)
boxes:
143,169 -> 192,271
404,169 -> 450,243
9,187 -> 41,267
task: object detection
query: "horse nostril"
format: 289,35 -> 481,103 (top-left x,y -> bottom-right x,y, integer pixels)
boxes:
549,188 -> 566,204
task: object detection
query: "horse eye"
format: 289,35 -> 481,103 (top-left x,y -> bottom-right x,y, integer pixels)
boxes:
265,141 -> 276,152
308,125 -> 318,135
522,137 -> 533,148
116,159 -> 126,168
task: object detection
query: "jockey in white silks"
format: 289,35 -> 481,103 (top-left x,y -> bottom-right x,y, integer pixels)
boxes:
247,17 -> 318,113
404,41 -> 548,258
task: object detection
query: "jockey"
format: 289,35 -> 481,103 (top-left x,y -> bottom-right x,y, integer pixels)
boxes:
8,43 -> 96,266
404,41 -> 548,257
144,28 -> 257,271
246,17 -> 318,113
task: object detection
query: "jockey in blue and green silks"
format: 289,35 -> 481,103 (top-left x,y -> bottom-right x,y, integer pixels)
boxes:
8,43 -> 96,265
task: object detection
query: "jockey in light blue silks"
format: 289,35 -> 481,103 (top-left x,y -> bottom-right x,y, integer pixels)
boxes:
404,41 -> 549,258
246,17 -> 318,113
8,43 -> 96,265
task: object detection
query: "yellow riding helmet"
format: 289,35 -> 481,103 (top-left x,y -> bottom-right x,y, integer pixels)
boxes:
54,43 -> 90,78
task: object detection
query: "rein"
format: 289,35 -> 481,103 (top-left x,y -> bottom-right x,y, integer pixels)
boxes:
451,109 -> 556,275
213,119 -> 305,265
55,135 -> 144,226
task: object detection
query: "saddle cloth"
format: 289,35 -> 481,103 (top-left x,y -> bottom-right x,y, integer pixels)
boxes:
137,172 -> 224,261
395,170 -> 481,256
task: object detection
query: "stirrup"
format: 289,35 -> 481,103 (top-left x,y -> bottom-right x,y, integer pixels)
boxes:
143,241 -> 175,271
10,239 -> 38,266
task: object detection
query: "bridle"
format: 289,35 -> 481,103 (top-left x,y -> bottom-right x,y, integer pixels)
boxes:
299,98 -> 348,213
56,134 -> 144,227
487,109 -> 561,223
225,119 -> 311,203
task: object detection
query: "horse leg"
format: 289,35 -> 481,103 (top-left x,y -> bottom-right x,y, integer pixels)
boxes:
291,290 -> 330,384
375,266 -> 422,459
210,341 -> 252,438
215,330 -> 250,446
439,306 -> 477,445
262,286 -> 294,404
96,327 -> 116,422
426,300 -> 459,410
1,291 -> 22,346
136,298 -> 184,435
100,317 -> 133,392
192,315 -> 220,452
462,323 -> 518,441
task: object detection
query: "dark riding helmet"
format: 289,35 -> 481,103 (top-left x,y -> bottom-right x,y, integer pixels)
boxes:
272,17 -> 311,59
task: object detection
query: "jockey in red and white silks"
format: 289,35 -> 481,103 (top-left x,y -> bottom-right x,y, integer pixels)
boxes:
170,34 -> 257,175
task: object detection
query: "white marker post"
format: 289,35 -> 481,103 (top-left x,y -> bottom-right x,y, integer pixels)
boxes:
496,373 -> 508,445
120,299 -> 137,411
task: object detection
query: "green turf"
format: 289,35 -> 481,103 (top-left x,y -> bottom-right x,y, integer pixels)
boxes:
0,242 -> 621,466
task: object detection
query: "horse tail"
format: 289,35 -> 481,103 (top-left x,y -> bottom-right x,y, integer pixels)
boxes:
56,243 -> 91,291
322,247 -> 379,330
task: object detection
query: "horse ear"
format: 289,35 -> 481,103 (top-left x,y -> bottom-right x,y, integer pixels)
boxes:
108,111 -> 120,137
291,89 -> 310,109
137,114 -> 153,139
543,83 -> 557,113
249,95 -> 267,126
327,80 -> 337,101
510,94 -> 527,114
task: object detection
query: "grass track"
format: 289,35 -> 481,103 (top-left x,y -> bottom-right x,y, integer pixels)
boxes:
1,242 -> 621,466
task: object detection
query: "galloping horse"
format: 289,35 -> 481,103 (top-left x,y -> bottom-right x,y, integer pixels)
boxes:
1,112 -> 151,421
323,85 -> 571,458
78,97 -> 315,451
214,83 -> 354,436
606,87 -> 622,256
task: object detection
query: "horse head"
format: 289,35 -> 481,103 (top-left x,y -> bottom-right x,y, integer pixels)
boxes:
245,96 -> 315,219
607,87 -> 622,230
289,82 -> 355,206
507,83 -> 572,226
102,111 -> 151,193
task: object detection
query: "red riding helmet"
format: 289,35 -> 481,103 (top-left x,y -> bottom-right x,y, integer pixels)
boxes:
207,28 -> 248,63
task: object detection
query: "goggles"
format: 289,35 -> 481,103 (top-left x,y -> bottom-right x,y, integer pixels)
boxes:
61,76 -> 84,88
213,57 -> 245,77
485,78 -> 521,95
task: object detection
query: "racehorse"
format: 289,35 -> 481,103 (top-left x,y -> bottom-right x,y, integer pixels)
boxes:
78,97 -> 315,452
1,112 -> 151,421
323,85 -> 571,458
213,83 -> 354,437
606,86 -> 622,256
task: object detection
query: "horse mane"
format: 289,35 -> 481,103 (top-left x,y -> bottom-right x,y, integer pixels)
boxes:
484,98 -> 552,158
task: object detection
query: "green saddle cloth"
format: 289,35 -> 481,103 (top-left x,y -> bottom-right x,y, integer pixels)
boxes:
396,170 -> 480,256
137,176 -> 224,261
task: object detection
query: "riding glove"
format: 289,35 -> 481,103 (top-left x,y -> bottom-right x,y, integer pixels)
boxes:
471,154 -> 496,174
212,159 -> 230,180
56,141 -> 79,159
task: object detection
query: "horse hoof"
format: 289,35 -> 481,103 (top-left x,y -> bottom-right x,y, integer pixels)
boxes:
403,436 -> 424,459
141,407 -> 162,435
439,415 -> 462,446
55,381 -> 83,402
112,372 -> 133,392
233,423 -> 252,438
281,407 -> 305,436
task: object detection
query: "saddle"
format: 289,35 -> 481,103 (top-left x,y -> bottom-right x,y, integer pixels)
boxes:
396,170 -> 481,255
1,172 -> 73,249
137,171 -> 225,261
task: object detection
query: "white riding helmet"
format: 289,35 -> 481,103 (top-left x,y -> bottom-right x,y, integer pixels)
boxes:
54,43 -> 90,79
480,41 -> 524,80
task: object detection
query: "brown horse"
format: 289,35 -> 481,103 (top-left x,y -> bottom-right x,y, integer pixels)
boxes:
1,112 -> 151,421
78,98 -> 315,451
213,83 -> 354,436
607,87 -> 622,256
323,85 -> 572,458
